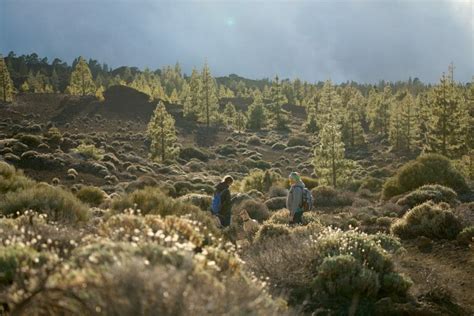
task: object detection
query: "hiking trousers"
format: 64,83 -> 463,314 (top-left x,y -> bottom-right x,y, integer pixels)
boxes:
290,212 -> 303,225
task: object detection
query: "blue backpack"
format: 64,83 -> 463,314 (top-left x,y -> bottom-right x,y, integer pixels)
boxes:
211,191 -> 222,215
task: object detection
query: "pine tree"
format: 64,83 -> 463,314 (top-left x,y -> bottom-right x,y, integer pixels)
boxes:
20,81 -> 29,93
247,94 -> 266,130
306,113 -> 318,133
179,81 -> 190,105
95,86 -> 105,101
313,121 -> 348,187
400,92 -> 418,152
0,56 -> 14,102
369,85 -> 393,137
184,68 -> 201,121
342,89 -> 365,148
235,111 -> 247,134
428,72 -> 469,157
147,101 -> 178,162
267,76 -> 289,130
67,56 -> 96,96
223,102 -> 236,126
389,101 -> 403,151
199,62 -> 219,127
415,91 -> 431,151
51,68 -> 60,92
318,80 -> 342,126
169,88 -> 179,104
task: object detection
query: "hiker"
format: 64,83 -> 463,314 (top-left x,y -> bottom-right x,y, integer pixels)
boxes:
211,175 -> 234,227
286,172 -> 305,225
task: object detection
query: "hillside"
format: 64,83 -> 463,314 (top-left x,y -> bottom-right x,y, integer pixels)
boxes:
0,89 -> 472,315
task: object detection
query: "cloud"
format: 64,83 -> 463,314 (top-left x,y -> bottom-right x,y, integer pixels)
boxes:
1,0 -> 472,83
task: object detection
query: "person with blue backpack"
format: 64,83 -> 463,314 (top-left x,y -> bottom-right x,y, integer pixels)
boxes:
286,172 -> 313,225
211,175 -> 234,227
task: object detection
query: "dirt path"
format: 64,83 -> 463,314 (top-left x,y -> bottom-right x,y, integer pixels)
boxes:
396,241 -> 474,314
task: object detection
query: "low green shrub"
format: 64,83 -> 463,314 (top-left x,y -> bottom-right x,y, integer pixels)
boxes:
266,209 -> 320,226
243,159 -> 271,170
17,134 -> 42,147
235,199 -> 271,223
382,154 -> 469,200
312,185 -> 353,207
0,161 -> 35,194
241,169 -> 282,193
0,245 -> 40,285
76,186 -> 106,206
178,193 -> 212,211
247,135 -> 261,145
179,146 -> 209,162
72,143 -> 104,160
396,184 -> 458,209
359,177 -> 384,193
244,228 -> 411,314
457,226 -> 474,245
254,223 -> 291,242
287,135 -> 310,147
0,184 -> 89,223
391,201 -> 463,240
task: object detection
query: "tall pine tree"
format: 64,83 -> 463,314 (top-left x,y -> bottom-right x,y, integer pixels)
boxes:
199,62 -> 218,127
342,89 -> 365,148
67,56 -> 96,96
428,72 -> 468,157
267,76 -> 289,130
0,56 -> 14,102
184,68 -> 201,121
247,94 -> 267,130
147,101 -> 179,162
313,121 -> 348,188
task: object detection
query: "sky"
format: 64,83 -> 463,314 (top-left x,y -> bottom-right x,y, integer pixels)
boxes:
0,0 -> 473,83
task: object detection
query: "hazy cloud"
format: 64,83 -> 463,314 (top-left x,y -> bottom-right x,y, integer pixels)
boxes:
1,0 -> 472,83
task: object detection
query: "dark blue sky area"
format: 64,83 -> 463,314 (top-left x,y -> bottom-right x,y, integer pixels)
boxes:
1,0 -> 472,83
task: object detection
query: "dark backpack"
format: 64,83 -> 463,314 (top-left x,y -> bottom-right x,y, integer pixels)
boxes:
211,191 -> 222,215
301,187 -> 314,212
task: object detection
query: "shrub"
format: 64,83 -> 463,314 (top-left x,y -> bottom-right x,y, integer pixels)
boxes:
313,254 -> 380,299
396,184 -> 458,209
359,177 -> 384,193
178,193 -> 212,211
254,223 -> 291,242
235,199 -> 271,223
0,245 -> 40,285
179,146 -> 209,162
312,185 -> 353,208
0,184 -> 89,223
241,169 -> 282,193
72,143 -> 104,160
265,209 -> 320,226
0,161 -> 35,194
382,154 -> 469,200
17,134 -> 42,147
287,135 -> 310,147
391,201 -> 463,240
216,144 -> 237,156
300,176 -> 319,190
381,272 -> 413,296
247,135 -> 261,145
76,186 -> 106,206
243,159 -> 271,170
244,228 -> 411,314
457,226 -> 474,246
268,186 -> 288,198
264,197 -> 286,211
271,143 -> 286,151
